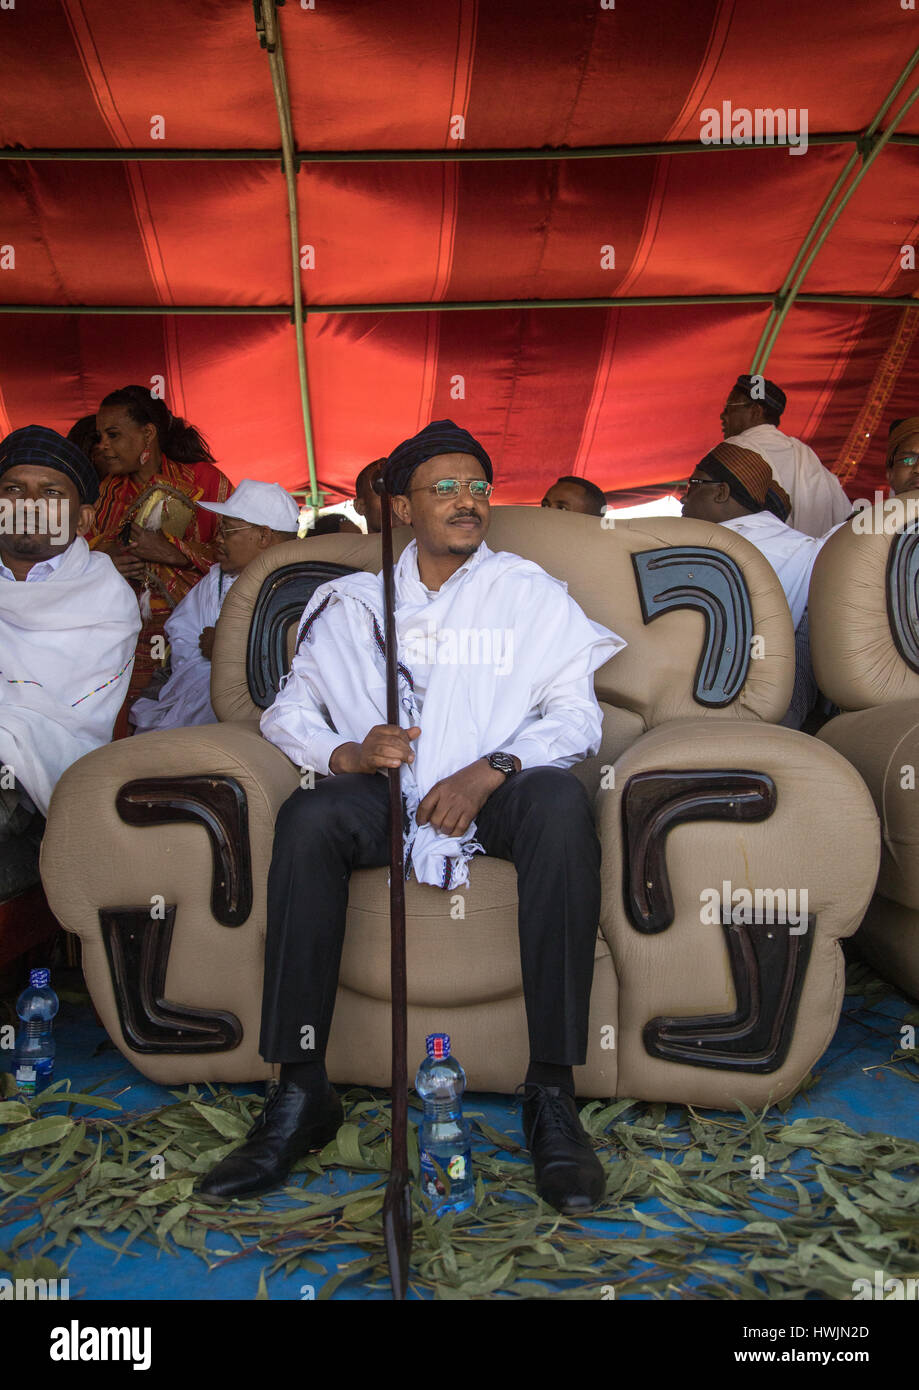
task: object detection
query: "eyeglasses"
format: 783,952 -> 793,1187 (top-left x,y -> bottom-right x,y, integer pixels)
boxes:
683,477 -> 718,491
893,453 -> 919,471
216,521 -> 257,537
408,478 -> 494,498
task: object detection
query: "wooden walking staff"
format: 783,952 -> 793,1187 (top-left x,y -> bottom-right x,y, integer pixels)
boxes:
375,475 -> 412,1300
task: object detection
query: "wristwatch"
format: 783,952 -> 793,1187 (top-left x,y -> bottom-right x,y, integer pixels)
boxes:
486,751 -> 519,779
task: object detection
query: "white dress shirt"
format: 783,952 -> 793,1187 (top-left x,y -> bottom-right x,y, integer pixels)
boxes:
719,511 -> 824,629
0,547 -> 69,583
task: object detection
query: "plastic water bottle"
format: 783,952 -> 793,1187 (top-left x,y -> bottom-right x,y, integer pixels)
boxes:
12,968 -> 58,1096
415,1033 -> 474,1215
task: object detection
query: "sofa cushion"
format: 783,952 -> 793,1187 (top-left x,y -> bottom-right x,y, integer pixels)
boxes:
597,718 -> 880,1108
809,490 -> 919,712
342,859 -> 519,1006
818,701 -> 919,911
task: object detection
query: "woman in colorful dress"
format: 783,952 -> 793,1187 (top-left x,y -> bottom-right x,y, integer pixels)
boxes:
89,386 -> 233,712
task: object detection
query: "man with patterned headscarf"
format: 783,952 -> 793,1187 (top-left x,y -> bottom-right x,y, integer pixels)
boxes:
720,374 -> 851,538
0,425 -> 140,832
683,440 -> 825,726
195,419 -> 628,1216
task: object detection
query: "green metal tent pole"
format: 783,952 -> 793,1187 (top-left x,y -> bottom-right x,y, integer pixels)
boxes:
754,79 -> 919,373
11,133 -> 919,163
748,148 -> 861,371
0,305 -> 295,315
256,0 -> 320,511
797,295 -> 919,308
294,132 -> 914,162
750,46 -> 919,375
0,295 -> 770,313
3,293 -> 917,315
0,149 -> 282,161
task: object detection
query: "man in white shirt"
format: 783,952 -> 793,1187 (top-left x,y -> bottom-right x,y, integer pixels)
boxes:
0,425 -> 141,833
682,441 -> 824,727
196,420 -> 626,1214
130,480 -> 300,731
720,374 -> 851,538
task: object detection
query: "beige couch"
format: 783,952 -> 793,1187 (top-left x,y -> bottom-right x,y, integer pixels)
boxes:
811,489 -> 919,998
41,507 -> 880,1106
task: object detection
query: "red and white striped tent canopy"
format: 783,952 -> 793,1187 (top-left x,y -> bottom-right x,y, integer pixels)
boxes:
1,1 -> 917,505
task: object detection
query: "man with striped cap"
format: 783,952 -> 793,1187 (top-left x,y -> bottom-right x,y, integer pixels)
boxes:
683,440 -> 825,727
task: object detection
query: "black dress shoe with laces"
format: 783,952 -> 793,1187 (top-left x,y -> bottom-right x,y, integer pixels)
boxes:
193,1080 -> 343,1202
519,1083 -> 606,1215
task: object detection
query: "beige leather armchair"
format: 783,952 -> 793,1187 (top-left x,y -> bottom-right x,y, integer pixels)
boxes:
41,508 -> 880,1105
811,490 -> 919,997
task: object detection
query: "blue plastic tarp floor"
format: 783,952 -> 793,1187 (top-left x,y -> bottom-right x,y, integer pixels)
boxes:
2,978 -> 917,1301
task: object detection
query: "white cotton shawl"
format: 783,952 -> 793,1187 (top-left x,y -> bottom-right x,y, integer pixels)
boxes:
131,563 -> 236,732
0,537 -> 141,814
289,540 -> 625,888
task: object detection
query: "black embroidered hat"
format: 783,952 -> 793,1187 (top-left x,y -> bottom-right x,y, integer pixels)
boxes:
734,374 -> 787,418
0,424 -> 100,505
381,419 -> 493,496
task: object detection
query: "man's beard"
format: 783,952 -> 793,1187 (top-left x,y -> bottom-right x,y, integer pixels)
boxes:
447,538 -> 482,557
2,533 -> 62,558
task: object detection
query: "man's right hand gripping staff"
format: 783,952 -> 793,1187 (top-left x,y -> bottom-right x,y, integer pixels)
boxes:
329,723 -> 421,776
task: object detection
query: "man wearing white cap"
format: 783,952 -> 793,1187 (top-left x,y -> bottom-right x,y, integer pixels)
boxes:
131,481 -> 300,731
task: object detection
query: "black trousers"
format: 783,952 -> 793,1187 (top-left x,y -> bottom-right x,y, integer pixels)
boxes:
259,766 -> 601,1067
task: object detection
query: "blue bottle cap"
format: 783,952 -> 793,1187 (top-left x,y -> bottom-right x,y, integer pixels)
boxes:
426,1033 -> 450,1060
29,968 -> 50,989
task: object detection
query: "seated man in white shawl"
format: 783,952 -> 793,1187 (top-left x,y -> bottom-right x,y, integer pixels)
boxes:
196,419 -> 627,1215
130,480 -> 300,732
682,441 -> 825,728
0,425 -> 141,836
721,374 -> 851,539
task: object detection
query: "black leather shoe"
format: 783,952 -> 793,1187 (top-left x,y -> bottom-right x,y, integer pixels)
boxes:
193,1080 -> 343,1202
519,1083 -> 606,1216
